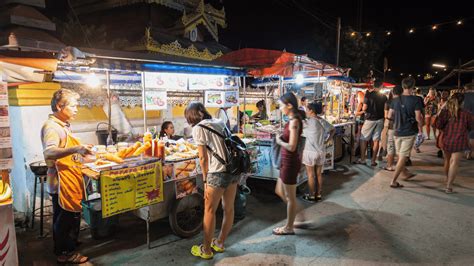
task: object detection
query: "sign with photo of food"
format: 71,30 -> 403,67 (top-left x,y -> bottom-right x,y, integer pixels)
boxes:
143,90 -> 167,110
0,82 -> 12,170
144,72 -> 188,90
189,74 -> 225,90
224,90 -> 239,107
205,91 -> 225,107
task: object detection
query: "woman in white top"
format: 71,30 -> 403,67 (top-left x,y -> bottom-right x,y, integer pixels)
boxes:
302,102 -> 335,202
185,102 -> 239,260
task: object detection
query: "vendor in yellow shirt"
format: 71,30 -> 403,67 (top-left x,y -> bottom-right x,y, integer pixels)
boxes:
41,89 -> 93,264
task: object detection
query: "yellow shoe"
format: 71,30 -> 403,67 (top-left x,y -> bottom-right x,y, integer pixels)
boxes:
211,238 -> 225,253
191,245 -> 213,260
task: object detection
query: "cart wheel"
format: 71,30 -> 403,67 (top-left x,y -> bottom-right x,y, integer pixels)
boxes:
169,193 -> 204,238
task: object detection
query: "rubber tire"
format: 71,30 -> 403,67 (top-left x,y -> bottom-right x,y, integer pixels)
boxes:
169,193 -> 204,238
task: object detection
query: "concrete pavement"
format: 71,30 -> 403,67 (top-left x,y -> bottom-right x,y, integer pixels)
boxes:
18,140 -> 474,265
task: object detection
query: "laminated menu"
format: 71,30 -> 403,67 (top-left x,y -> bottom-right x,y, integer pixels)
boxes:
100,161 -> 163,218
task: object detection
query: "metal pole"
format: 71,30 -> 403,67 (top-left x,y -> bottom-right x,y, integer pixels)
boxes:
336,17 -> 341,66
141,72 -> 147,133
243,77 -> 246,135
106,70 -> 113,145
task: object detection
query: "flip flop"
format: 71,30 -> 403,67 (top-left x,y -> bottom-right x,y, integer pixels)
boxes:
211,238 -> 225,253
371,162 -> 378,167
272,226 -> 295,235
353,159 -> 365,165
383,166 -> 395,171
57,253 -> 89,264
191,244 -> 213,260
445,188 -> 454,194
390,182 -> 404,188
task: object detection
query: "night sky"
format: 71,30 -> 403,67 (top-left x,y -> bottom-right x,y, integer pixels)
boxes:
44,0 -> 473,86
219,0 -> 474,86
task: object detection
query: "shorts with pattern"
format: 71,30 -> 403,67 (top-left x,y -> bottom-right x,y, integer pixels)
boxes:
207,172 -> 239,189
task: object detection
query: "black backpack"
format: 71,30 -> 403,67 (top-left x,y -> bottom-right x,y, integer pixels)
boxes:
198,124 -> 251,176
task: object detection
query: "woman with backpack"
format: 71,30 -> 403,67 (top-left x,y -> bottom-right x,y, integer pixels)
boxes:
302,102 -> 335,202
435,93 -> 474,193
273,92 -> 304,235
185,102 -> 239,259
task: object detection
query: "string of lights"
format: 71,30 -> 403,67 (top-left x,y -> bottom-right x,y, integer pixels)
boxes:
347,16 -> 474,37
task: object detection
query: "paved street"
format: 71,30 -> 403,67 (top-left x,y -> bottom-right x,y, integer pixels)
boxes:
18,140 -> 474,265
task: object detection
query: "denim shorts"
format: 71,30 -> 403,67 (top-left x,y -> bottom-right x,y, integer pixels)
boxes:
207,172 -> 239,189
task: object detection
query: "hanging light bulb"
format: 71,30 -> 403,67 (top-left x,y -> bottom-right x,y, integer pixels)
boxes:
350,32 -> 356,37
400,73 -> 404,76
386,31 -> 392,36
366,32 -> 371,37
432,25 -> 438,30
85,72 -> 101,88
457,20 -> 463,25
409,28 -> 415,33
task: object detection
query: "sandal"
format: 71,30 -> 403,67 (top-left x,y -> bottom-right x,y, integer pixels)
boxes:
316,194 -> 322,201
272,226 -> 295,235
57,252 -> 89,264
445,188 -> 454,194
371,162 -> 378,167
390,182 -> 404,188
302,194 -> 317,202
383,166 -> 395,172
211,238 -> 225,253
353,159 -> 365,165
191,244 -> 213,260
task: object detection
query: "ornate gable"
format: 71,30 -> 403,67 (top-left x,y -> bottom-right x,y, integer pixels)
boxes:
181,0 -> 226,42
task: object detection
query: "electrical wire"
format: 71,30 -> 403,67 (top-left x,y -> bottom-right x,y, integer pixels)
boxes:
290,0 -> 337,30
66,0 -> 93,48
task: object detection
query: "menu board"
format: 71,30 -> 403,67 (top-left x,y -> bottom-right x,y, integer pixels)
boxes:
205,91 -> 224,107
100,162 -> 163,218
189,74 -> 225,90
143,90 -> 167,110
323,142 -> 334,170
144,72 -> 188,90
0,82 -> 12,170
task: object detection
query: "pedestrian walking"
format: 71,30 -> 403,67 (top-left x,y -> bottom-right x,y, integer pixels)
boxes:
383,86 -> 402,171
435,93 -> 474,193
462,83 -> 474,160
301,102 -> 335,202
424,88 -> 439,140
273,92 -> 304,235
185,102 -> 239,259
354,80 -> 387,167
388,77 -> 423,188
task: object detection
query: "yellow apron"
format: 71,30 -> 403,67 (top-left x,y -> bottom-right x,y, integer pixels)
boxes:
56,132 -> 84,212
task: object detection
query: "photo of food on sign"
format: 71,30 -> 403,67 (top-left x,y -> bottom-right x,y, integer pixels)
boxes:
162,164 -> 174,181
205,91 -> 224,106
175,177 -> 197,199
224,91 -> 239,106
145,91 -> 167,110
173,159 -> 200,180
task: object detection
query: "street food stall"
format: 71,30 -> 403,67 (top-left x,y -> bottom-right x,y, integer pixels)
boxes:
52,54 -> 246,246
216,48 -> 350,181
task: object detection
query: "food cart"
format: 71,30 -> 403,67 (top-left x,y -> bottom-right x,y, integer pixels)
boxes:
216,48 -> 350,182
323,77 -> 357,164
54,55 -> 245,247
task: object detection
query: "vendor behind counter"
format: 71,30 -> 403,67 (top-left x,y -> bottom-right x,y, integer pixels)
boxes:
159,121 -> 182,141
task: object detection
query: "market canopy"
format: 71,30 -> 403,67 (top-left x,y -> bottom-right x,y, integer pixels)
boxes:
215,48 -> 347,78
0,57 -> 58,83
